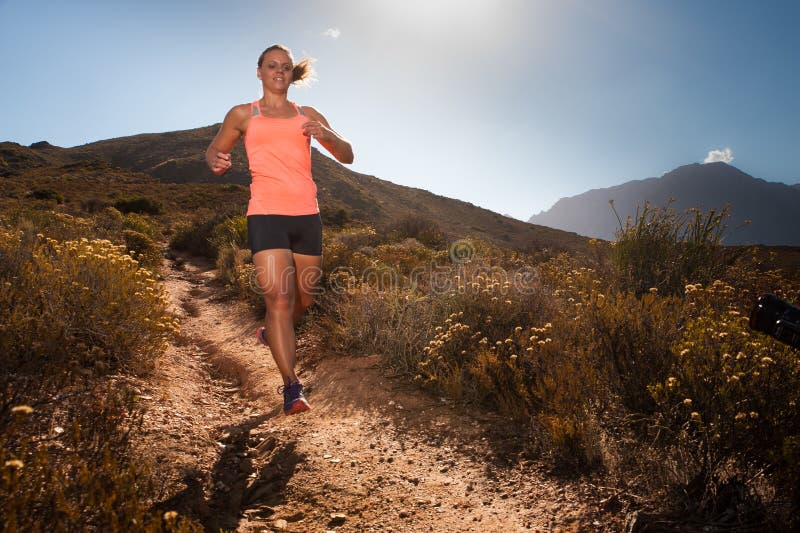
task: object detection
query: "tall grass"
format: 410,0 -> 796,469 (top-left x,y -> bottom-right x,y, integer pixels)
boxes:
610,200 -> 729,295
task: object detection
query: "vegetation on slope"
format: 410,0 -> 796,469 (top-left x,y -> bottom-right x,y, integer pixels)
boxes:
3,140 -> 800,529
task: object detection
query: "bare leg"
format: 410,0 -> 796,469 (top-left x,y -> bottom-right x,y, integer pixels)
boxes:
292,252 -> 323,324
252,249 -> 298,385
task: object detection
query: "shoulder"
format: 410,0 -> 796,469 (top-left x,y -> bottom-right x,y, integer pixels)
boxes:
220,103 -> 253,133
300,105 -> 326,122
227,102 -> 253,121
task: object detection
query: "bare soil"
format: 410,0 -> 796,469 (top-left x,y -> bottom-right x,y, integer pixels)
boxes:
133,254 -> 628,532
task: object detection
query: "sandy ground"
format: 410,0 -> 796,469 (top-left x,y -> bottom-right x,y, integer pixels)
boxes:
133,253 -> 628,532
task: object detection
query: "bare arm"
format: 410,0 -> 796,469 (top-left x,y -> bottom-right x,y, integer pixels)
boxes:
205,104 -> 249,175
300,106 -> 354,164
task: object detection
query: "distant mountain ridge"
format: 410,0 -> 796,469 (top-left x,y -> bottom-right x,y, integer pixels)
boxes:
1,127 -> 590,254
528,163 -> 800,246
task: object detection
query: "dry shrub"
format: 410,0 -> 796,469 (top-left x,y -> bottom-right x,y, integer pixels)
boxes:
28,188 -> 64,204
319,275 -> 437,374
114,196 -> 163,215
585,290 -> 686,413
0,220 -> 197,530
307,204 -> 800,526
0,229 -> 177,376
611,201 -> 729,296
374,239 -> 435,278
383,215 -> 445,248
647,280 -> 800,525
1,387 -> 200,531
321,225 -> 380,277
1,207 -> 93,243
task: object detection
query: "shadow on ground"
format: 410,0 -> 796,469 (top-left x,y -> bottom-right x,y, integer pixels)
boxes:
153,414 -> 306,531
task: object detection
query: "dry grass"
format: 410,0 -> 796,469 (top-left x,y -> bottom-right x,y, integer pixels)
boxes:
312,207 -> 800,528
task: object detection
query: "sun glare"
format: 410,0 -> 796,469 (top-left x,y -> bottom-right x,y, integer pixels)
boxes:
373,0 -> 505,35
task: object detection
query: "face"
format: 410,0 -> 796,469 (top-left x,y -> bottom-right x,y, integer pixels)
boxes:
257,50 -> 293,90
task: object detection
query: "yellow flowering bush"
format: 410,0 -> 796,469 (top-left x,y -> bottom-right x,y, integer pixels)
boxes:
0,220 -> 197,530
0,229 -> 175,375
649,280 -> 800,515
313,206 -> 800,525
2,207 -> 93,243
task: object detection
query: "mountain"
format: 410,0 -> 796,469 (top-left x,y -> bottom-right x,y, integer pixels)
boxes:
1,127 -> 589,254
528,163 -> 800,246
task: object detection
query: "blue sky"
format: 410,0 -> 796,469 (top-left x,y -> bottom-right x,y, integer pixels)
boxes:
1,0 -> 798,220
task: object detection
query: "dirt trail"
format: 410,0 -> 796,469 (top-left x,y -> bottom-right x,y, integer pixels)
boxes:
135,254 -> 625,532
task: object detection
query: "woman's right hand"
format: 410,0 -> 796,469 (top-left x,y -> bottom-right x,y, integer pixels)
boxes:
206,104 -> 248,175
209,151 -> 232,175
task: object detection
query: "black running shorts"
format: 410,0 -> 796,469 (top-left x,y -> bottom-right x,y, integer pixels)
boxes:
247,213 -> 323,256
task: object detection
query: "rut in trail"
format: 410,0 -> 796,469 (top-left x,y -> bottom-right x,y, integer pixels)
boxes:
135,253 -> 621,532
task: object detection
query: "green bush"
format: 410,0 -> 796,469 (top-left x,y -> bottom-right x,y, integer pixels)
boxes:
209,215 -> 247,255
93,206 -> 126,236
169,211 -> 233,259
216,241 -> 252,290
114,197 -> 163,215
28,188 -> 64,204
123,229 -> 163,270
320,206 -> 351,227
124,212 -> 162,241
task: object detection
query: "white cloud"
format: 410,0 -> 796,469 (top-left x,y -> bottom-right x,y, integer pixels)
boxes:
322,28 -> 341,39
704,147 -> 734,164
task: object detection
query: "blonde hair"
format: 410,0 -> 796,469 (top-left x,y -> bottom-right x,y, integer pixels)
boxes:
257,44 -> 315,86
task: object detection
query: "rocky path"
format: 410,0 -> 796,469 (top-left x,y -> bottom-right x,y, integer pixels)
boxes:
134,254 -> 624,532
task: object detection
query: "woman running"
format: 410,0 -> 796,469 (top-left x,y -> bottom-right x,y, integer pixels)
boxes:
205,44 -> 354,415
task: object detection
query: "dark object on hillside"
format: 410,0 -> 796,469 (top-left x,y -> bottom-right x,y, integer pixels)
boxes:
113,196 -> 163,215
749,293 -> 800,350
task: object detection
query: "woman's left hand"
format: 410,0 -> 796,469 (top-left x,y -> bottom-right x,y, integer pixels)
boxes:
301,120 -> 335,143
299,105 -> 354,164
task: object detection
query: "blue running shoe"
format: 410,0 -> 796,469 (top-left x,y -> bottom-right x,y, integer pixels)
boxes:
256,326 -> 268,347
280,380 -> 311,415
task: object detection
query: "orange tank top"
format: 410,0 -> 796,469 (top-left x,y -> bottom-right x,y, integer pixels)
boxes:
243,101 -> 318,216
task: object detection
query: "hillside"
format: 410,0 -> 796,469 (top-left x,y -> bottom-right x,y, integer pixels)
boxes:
2,126 -> 589,255
528,163 -> 800,246
5,135 -> 800,531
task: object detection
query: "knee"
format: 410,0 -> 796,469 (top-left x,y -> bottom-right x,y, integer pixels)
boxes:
263,291 -> 294,313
